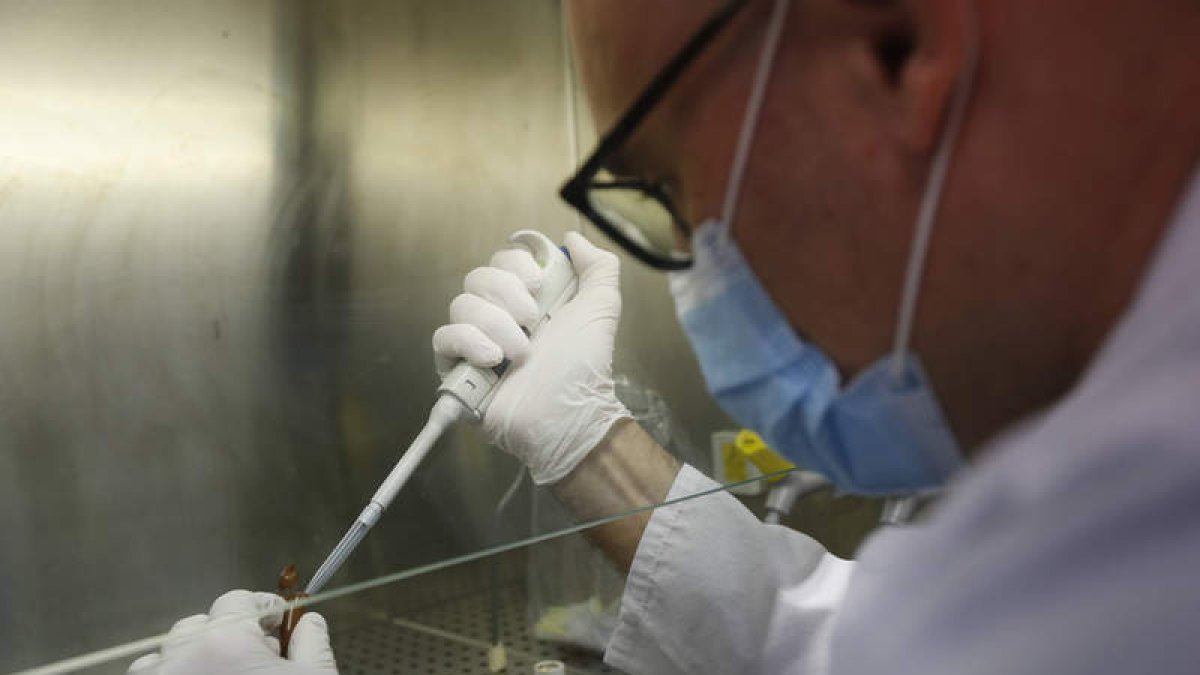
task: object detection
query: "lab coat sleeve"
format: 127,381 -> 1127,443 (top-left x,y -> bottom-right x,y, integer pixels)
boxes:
605,465 -> 855,675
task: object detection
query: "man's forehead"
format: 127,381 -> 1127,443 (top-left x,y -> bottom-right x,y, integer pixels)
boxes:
566,0 -> 720,29
566,0 -> 711,67
566,0 -> 722,123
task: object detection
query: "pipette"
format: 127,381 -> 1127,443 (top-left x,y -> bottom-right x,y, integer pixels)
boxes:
305,231 -> 578,595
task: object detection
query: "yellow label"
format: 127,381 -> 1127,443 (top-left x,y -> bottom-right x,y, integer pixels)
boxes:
735,430 -> 794,481
722,442 -> 748,482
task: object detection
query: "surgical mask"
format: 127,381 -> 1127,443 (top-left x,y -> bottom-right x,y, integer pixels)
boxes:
669,0 -> 978,495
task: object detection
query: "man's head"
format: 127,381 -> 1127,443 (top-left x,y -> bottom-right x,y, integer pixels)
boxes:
566,0 -> 1200,453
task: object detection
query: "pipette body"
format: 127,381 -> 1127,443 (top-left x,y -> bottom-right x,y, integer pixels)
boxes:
305,395 -> 464,594
305,231 -> 578,595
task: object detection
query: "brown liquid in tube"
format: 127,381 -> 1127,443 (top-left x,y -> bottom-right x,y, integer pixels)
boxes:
277,564 -> 308,658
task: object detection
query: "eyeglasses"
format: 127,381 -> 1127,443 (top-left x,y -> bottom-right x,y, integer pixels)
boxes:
559,0 -> 749,271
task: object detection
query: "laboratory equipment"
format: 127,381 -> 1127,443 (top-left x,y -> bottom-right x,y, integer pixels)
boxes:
764,472 -> 829,525
305,230 -> 578,595
712,429 -> 832,525
879,496 -> 922,526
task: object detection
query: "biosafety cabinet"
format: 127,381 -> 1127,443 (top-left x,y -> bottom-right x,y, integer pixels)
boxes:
0,2 -> 882,673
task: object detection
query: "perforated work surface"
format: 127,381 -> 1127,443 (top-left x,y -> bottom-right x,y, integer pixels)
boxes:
331,587 -> 622,675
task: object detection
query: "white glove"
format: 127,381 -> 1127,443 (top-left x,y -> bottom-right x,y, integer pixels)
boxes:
432,231 -> 630,484
127,590 -> 338,675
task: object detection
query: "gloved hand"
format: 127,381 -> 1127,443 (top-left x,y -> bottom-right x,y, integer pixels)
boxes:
432,231 -> 630,484
127,590 -> 338,675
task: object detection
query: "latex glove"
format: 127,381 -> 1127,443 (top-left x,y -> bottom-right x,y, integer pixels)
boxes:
127,590 -> 338,675
432,231 -> 630,484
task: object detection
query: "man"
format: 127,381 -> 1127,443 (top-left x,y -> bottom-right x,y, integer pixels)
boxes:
136,0 -> 1200,672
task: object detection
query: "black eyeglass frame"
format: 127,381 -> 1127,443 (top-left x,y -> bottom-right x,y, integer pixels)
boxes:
559,0 -> 750,271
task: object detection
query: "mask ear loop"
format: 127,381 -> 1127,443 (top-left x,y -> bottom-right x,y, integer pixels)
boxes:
719,0 -> 793,231
890,0 -> 981,377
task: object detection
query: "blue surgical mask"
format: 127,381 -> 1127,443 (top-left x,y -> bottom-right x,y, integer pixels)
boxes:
670,219 -> 963,495
670,0 -> 977,495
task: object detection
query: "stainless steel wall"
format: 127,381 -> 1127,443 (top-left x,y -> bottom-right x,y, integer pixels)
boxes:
0,1 -> 728,671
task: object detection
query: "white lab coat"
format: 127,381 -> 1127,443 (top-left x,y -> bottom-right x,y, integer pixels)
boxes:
605,170 -> 1200,675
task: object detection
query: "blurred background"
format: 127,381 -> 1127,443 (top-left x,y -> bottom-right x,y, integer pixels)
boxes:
0,1 -> 881,672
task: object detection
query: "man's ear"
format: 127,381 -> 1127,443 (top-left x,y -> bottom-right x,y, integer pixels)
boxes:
864,0 -> 972,151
